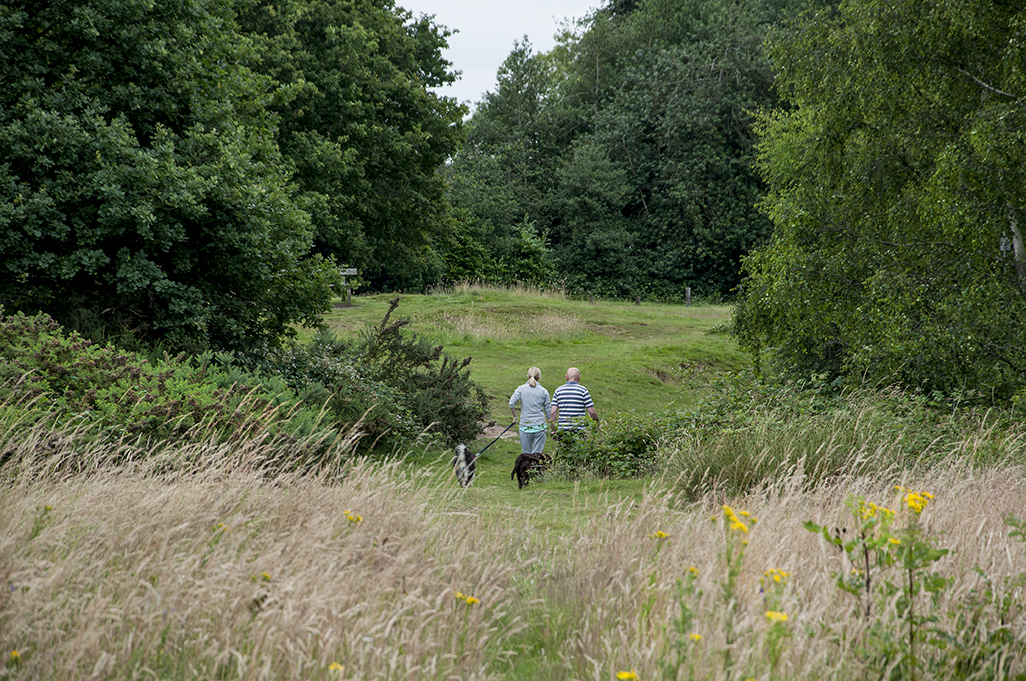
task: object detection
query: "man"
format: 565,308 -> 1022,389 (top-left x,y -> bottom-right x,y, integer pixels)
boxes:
549,367 -> 599,446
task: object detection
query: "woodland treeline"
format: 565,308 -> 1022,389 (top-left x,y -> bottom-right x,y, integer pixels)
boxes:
445,0 -> 823,300
2,0 -> 1026,399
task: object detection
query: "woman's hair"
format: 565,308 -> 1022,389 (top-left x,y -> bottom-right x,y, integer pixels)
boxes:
527,366 -> 541,388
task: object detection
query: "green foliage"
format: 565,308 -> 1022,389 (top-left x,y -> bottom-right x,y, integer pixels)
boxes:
0,301 -> 488,467
805,497 -> 1026,680
551,412 -> 661,479
265,332 -> 422,449
237,0 -> 467,291
0,0 -> 339,356
441,39 -> 560,288
0,307 -> 343,459
446,0 -> 821,300
666,371 -> 1026,500
735,0 -> 1026,396
355,298 -> 488,446
269,298 -> 488,448
657,567 -> 702,681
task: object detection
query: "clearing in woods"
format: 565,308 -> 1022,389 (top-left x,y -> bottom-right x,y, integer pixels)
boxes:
316,286 -> 750,527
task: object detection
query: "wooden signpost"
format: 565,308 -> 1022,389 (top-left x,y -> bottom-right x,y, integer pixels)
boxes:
341,268 -> 357,305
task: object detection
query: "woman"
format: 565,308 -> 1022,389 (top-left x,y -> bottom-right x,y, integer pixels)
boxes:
508,367 -> 551,488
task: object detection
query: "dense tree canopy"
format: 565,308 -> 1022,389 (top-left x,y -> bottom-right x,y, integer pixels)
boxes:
0,0 -> 340,355
444,0 -> 814,299
238,0 -> 467,291
0,0 -> 466,354
734,0 -> 1026,397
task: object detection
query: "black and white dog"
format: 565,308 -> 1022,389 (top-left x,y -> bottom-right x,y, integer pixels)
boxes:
453,444 -> 476,488
453,422 -> 518,488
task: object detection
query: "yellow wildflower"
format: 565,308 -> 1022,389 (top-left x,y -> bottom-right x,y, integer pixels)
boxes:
764,568 -> 790,583
261,571 -> 272,582
344,510 -> 362,524
328,662 -> 344,671
906,493 -> 931,514
688,566 -> 699,575
454,591 -> 464,600
651,530 -> 669,539
9,650 -> 20,662
616,671 -> 639,680
889,537 -> 901,545
723,505 -> 753,533
765,611 -> 788,623
689,633 -> 702,641
465,596 -> 480,605
859,501 -> 895,520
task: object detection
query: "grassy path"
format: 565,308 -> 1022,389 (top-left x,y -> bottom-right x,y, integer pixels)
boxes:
317,286 -> 748,423
309,285 -> 750,534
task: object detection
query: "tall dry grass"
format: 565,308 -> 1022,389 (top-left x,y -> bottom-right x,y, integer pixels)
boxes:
435,312 -> 584,342
1,452 -> 523,680
521,466 -> 1026,680
428,281 -> 568,300
667,392 -> 1026,500
2,439 -> 1024,679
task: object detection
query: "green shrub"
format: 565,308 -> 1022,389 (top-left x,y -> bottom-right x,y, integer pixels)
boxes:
551,412 -> 662,479
0,308 -> 241,440
266,332 -> 421,448
0,307 -> 360,470
355,298 -> 487,446
265,298 -> 488,449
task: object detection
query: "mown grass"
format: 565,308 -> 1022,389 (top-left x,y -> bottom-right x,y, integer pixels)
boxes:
315,284 -> 746,423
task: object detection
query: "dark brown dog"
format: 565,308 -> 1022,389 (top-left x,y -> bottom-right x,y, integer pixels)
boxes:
510,452 -> 550,489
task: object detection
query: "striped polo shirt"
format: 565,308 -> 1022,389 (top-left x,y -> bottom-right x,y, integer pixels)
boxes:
552,381 -> 594,430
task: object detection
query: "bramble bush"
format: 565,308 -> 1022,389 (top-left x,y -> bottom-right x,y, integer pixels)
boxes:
0,307 -> 279,443
551,412 -> 662,479
0,307 -> 370,473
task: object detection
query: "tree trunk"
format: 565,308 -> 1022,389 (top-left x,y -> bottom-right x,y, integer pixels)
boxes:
1008,204 -> 1026,300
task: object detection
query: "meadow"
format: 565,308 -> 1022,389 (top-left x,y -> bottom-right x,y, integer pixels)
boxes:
315,283 -> 747,422
2,286 -> 1024,680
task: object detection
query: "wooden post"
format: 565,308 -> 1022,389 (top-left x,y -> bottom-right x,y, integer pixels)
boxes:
342,268 -> 358,305
635,296 -> 641,306
589,296 -> 594,304
686,287 -> 691,307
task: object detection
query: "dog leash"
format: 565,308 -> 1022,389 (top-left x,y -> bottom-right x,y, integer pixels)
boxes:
474,421 -> 517,460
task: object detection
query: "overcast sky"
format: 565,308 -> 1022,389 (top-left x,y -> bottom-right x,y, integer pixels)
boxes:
396,0 -> 602,111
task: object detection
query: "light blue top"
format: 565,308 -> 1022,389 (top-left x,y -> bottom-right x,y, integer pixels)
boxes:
509,382 -> 551,432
